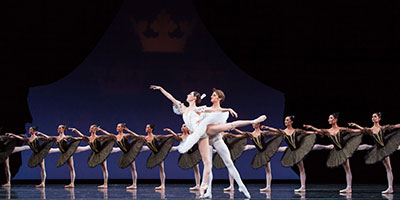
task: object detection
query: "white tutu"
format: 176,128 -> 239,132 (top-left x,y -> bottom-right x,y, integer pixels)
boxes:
178,111 -> 229,153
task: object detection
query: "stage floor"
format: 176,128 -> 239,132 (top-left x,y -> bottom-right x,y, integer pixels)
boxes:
0,183 -> 398,199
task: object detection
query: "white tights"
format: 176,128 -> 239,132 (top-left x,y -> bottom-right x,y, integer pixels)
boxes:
206,136 -> 248,197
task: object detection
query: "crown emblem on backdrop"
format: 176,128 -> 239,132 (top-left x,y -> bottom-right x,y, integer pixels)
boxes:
130,10 -> 195,53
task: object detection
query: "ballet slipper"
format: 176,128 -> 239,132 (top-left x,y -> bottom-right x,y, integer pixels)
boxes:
126,185 -> 137,190
199,184 -> 208,198
64,184 -> 74,188
189,185 -> 200,191
294,186 -> 305,192
155,185 -> 165,190
382,187 -> 393,194
339,187 -> 352,193
239,186 -> 251,199
259,187 -> 271,192
224,185 -> 234,191
253,115 -> 267,124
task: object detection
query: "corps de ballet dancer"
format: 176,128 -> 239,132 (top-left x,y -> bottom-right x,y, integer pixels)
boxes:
164,124 -> 202,191
261,115 -> 321,192
303,112 -> 363,193
349,112 -> 400,194
124,124 -> 176,190
1,133 -> 30,187
232,122 -> 284,192
7,126 -> 56,188
36,124 -> 90,188
69,125 -> 115,189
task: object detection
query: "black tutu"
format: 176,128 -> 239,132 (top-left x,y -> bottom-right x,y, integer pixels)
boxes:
28,139 -> 56,168
146,137 -> 175,169
178,144 -> 201,169
56,139 -> 81,167
365,129 -> 400,164
118,138 -> 145,168
251,135 -> 283,169
213,136 -> 247,169
88,137 -> 115,168
281,134 -> 316,167
0,136 -> 18,164
326,133 -> 363,168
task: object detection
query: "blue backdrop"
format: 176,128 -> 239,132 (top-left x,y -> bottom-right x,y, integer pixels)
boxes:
15,0 -> 296,181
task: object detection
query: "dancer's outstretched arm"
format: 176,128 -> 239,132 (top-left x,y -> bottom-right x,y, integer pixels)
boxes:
97,128 -> 116,138
36,132 -> 57,140
348,122 -> 366,130
68,128 -> 89,141
261,125 -> 279,133
150,85 -> 185,112
232,128 -> 246,135
5,133 -> 27,141
341,127 -> 362,134
204,107 -> 238,118
223,132 -> 246,138
302,125 -> 328,135
296,129 -> 318,134
156,134 -> 176,139
124,127 -> 144,139
259,126 -> 283,135
163,128 -> 181,141
261,130 -> 281,136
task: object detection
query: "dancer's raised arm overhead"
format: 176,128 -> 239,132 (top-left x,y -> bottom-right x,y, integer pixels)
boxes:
348,112 -> 400,194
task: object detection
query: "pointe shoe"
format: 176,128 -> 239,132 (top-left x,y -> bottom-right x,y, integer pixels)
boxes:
239,186 -> 251,199
35,183 -> 45,188
199,184 -> 208,199
294,187 -> 305,192
382,187 -> 393,194
65,184 -> 74,188
126,185 -> 137,190
98,184 -> 107,189
260,187 -> 271,192
224,186 -> 234,191
155,185 -> 165,190
339,188 -> 352,193
253,115 -> 267,124
204,187 -> 212,198
189,185 -> 200,191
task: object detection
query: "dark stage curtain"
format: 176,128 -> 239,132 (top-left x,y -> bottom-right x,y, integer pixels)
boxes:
0,0 -> 124,184
193,0 -> 400,183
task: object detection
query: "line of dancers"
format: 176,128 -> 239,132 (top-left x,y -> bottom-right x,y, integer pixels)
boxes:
1,86 -> 400,198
